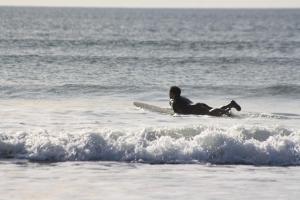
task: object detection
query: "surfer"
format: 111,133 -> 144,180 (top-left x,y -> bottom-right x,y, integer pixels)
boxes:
169,86 -> 241,116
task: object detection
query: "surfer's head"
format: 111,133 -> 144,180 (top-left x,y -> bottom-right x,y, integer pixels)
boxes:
169,86 -> 181,99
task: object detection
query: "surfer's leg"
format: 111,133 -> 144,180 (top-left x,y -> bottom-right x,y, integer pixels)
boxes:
189,103 -> 210,115
199,103 -> 213,110
220,100 -> 241,111
209,108 -> 229,117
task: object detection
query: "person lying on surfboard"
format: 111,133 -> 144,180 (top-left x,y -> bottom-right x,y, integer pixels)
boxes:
169,86 -> 241,117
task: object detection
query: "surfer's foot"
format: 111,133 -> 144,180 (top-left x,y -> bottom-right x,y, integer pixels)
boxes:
231,100 -> 241,111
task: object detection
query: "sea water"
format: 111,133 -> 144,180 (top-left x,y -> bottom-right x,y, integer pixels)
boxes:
0,7 -> 300,199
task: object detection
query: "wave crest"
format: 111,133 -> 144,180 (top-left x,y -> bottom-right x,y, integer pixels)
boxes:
0,126 -> 299,165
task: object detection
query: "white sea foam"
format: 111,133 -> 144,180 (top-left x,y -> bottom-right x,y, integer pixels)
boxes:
1,125 -> 299,165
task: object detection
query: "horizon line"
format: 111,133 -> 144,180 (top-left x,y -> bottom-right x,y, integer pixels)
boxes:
0,5 -> 300,9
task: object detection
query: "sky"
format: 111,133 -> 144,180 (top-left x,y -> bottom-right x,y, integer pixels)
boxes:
0,0 -> 300,8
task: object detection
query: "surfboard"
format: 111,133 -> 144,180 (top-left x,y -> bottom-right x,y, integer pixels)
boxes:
133,101 -> 241,117
133,102 -> 174,115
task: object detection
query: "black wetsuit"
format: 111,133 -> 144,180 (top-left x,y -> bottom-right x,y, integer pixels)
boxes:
170,96 -> 212,115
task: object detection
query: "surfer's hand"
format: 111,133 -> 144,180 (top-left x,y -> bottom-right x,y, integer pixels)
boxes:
169,99 -> 174,107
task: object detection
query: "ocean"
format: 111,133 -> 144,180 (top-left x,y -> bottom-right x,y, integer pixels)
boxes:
0,7 -> 300,199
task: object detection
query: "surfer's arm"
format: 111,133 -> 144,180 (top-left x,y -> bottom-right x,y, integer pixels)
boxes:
169,99 -> 174,106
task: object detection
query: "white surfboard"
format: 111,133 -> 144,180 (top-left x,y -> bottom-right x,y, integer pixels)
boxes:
133,102 -> 174,115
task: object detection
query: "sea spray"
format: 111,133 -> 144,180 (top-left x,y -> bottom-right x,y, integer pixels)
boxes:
1,125 -> 299,165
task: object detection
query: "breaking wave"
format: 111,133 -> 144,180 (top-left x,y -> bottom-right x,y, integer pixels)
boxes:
1,125 -> 300,166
